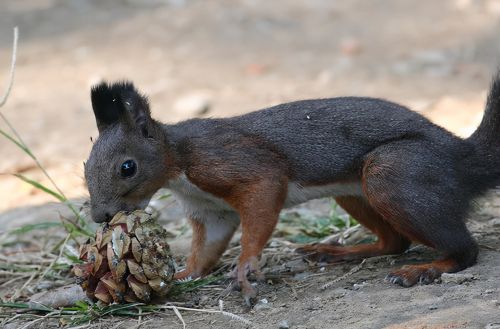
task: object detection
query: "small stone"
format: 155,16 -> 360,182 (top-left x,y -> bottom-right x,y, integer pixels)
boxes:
293,272 -> 311,281
489,218 -> 500,227
278,320 -> 290,329
254,298 -> 273,311
485,323 -> 500,329
331,288 -> 348,299
199,295 -> 210,305
353,281 -> 369,290
441,273 -> 475,284
284,259 -> 307,273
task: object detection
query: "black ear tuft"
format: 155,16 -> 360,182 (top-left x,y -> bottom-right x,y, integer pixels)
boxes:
91,82 -> 128,132
90,81 -> 151,134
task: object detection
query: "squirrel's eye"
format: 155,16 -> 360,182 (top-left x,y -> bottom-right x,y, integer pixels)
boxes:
120,160 -> 137,178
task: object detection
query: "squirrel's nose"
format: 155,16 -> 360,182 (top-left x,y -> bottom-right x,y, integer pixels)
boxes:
91,208 -> 114,223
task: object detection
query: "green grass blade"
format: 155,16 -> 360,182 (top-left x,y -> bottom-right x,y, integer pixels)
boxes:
13,174 -> 66,202
0,302 -> 31,309
9,222 -> 62,235
0,128 -> 34,158
168,274 -> 223,296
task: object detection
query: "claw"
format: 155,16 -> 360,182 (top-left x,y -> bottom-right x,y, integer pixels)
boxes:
242,284 -> 257,306
234,256 -> 263,305
386,264 -> 442,287
173,268 -> 198,281
385,273 -> 409,286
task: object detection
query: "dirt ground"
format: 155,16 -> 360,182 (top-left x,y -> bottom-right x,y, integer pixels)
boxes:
1,0 -> 500,328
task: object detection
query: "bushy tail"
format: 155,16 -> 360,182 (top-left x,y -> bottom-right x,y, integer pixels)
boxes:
464,71 -> 500,194
469,71 -> 500,146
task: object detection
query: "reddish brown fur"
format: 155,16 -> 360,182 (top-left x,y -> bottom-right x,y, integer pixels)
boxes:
297,196 -> 410,262
387,259 -> 459,287
174,218 -> 236,280
86,80 -> 498,301
362,155 -> 436,247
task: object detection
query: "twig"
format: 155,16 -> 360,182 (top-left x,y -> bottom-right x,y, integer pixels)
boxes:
10,271 -> 37,302
172,306 -> 186,329
130,319 -> 153,329
19,311 -> 57,329
36,233 -> 71,285
137,307 -> 142,326
320,259 -> 366,290
157,302 -> 252,327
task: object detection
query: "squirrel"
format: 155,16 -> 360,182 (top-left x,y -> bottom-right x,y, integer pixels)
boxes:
84,73 -> 500,303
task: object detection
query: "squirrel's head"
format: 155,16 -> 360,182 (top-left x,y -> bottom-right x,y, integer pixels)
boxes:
85,82 -> 169,223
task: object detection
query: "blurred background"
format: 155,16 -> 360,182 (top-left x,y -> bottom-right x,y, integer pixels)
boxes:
1,0 -> 500,212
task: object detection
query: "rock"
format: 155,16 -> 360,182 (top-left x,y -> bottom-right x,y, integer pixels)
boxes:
278,320 -> 290,329
28,284 -> 89,309
330,288 -> 348,299
284,258 -> 308,273
489,218 -> 500,227
353,281 -> 370,290
485,324 -> 500,329
293,272 -> 312,281
254,298 -> 273,311
172,92 -> 212,117
440,273 -> 475,284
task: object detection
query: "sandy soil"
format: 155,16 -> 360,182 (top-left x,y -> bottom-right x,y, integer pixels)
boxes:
1,0 -> 500,328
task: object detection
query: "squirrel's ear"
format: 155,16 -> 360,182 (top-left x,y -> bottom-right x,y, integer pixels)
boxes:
90,81 -> 152,136
90,82 -> 127,133
120,85 -> 152,138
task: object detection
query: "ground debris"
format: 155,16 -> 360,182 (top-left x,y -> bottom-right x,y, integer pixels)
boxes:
440,272 -> 476,284
28,284 -> 89,308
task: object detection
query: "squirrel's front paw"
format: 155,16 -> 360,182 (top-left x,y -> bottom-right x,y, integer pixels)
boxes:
174,269 -> 199,281
233,256 -> 264,306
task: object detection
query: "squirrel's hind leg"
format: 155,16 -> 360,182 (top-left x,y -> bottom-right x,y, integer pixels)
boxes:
296,196 -> 410,262
361,143 -> 479,287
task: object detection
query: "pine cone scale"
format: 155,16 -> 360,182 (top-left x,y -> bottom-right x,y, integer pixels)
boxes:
73,211 -> 176,304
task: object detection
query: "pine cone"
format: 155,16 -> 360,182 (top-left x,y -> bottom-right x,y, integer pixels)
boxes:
73,211 -> 176,304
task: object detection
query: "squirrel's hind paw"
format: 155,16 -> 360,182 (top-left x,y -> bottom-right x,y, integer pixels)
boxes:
386,264 -> 442,287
